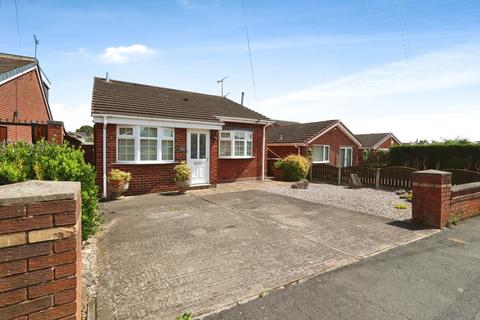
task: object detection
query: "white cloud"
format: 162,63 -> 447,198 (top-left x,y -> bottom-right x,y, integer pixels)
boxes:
100,44 -> 155,63
50,102 -> 92,131
258,43 -> 480,142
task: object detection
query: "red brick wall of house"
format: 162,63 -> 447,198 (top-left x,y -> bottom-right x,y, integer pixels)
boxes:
0,69 -> 50,143
217,122 -> 266,182
267,127 -> 359,167
308,127 -> 359,167
94,121 -> 267,195
94,124 -> 187,195
377,137 -> 399,149
0,181 -> 82,320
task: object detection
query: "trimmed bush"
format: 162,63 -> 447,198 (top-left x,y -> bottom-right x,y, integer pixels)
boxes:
277,154 -> 310,181
0,141 -> 100,239
389,142 -> 480,171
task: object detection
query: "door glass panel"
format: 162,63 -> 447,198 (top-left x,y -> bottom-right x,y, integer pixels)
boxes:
340,149 -> 345,167
199,134 -> 206,159
347,149 -> 352,166
190,133 -> 198,159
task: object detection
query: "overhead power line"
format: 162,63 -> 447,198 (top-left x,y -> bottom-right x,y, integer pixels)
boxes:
241,0 -> 258,106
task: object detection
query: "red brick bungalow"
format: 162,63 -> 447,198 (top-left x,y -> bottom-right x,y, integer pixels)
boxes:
91,77 -> 274,197
0,52 -> 63,144
267,120 -> 362,171
355,132 -> 401,151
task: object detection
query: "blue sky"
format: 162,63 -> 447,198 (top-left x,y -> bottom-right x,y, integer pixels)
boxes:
1,0 -> 480,141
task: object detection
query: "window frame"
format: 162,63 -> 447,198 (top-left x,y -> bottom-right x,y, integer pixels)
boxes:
219,130 -> 254,159
311,144 -> 330,163
339,146 -> 353,167
116,125 -> 175,164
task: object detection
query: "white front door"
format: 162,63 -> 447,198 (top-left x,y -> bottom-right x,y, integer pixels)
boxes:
187,130 -> 210,185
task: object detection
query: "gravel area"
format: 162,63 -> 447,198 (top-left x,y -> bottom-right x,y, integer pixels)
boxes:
82,236 -> 99,319
267,183 -> 411,221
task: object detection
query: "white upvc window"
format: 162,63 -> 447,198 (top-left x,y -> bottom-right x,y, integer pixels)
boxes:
116,126 -> 175,163
312,145 -> 330,163
340,146 -> 353,167
219,130 -> 253,158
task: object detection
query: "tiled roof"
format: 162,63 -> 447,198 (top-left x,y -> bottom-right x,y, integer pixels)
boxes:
0,53 -> 37,82
273,119 -> 301,126
355,133 -> 393,148
267,120 -> 339,144
91,78 -> 271,124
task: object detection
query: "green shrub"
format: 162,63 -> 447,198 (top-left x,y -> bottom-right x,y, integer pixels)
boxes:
277,154 -> 310,181
389,142 -> 480,171
0,141 -> 100,240
394,203 -> 408,209
174,161 -> 192,181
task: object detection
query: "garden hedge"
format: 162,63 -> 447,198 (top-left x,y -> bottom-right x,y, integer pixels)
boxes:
276,154 -> 310,181
0,141 -> 100,239
389,143 -> 480,171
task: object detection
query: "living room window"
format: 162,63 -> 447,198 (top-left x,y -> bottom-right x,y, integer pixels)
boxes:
117,126 -> 175,163
219,130 -> 253,158
312,145 -> 330,163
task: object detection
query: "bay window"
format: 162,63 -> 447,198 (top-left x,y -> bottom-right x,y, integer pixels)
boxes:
117,126 -> 175,163
219,130 -> 253,158
312,145 -> 330,163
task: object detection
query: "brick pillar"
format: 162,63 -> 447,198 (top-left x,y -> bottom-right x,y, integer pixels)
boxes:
47,121 -> 64,144
0,181 -> 82,320
412,170 -> 452,228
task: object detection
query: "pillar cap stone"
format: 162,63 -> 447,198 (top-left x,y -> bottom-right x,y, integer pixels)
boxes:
0,181 -> 80,206
413,169 -> 452,176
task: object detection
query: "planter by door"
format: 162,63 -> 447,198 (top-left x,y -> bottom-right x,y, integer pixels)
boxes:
187,130 -> 210,185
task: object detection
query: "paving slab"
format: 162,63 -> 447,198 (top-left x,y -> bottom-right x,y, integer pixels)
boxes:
95,189 -> 437,320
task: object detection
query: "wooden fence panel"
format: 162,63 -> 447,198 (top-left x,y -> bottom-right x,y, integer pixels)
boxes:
311,163 -> 338,183
379,166 -> 417,189
443,169 -> 480,185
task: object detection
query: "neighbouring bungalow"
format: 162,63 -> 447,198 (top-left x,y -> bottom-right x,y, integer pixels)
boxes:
91,77 -> 274,197
0,52 -> 63,144
355,132 -> 401,151
267,119 -> 362,171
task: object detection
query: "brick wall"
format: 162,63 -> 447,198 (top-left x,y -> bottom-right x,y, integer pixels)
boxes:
412,170 -> 480,228
308,127 -> 359,167
46,121 -> 64,145
0,69 -> 50,143
217,122 -> 266,182
267,126 -> 359,167
377,137 -> 398,149
94,124 -> 188,195
0,181 -> 82,320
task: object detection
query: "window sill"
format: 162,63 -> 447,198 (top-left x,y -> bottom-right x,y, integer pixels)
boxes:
218,156 -> 255,160
113,161 -> 177,165
312,161 -> 330,164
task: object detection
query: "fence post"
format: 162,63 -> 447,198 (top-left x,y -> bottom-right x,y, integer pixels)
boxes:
337,167 -> 342,185
375,168 -> 381,188
309,163 -> 313,181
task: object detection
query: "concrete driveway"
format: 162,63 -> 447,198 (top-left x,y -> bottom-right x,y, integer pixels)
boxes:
95,189 -> 437,320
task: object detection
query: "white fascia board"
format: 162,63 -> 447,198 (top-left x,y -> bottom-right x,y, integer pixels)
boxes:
306,122 -> 363,147
216,116 -> 273,125
0,65 -> 37,86
92,114 -> 224,130
373,133 -> 401,149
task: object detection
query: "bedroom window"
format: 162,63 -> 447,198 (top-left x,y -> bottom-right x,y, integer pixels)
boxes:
219,130 -> 253,158
312,145 -> 330,163
116,126 -> 175,163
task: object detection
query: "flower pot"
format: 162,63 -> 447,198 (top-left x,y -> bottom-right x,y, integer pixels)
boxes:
107,179 -> 130,200
175,179 -> 191,194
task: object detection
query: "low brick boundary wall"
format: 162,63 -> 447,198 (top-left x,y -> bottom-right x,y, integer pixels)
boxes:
412,170 -> 480,228
0,181 -> 81,320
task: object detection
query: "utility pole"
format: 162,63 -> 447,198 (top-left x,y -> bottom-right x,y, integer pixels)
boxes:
217,76 -> 229,96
